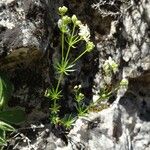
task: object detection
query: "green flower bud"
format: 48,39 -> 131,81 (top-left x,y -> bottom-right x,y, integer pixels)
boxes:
120,78 -> 128,87
72,15 -> 78,24
75,20 -> 81,26
58,6 -> 68,15
111,63 -> 118,73
62,15 -> 71,24
86,41 -> 95,52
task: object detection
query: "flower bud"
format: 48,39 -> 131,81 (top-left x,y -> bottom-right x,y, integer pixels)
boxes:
75,20 -> 81,26
79,93 -> 84,97
58,6 -> 68,15
86,41 -> 95,52
72,15 -> 78,24
78,85 -> 81,89
62,16 -> 71,24
120,78 -> 128,87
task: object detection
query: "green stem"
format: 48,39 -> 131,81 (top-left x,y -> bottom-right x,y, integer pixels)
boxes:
53,99 -> 56,109
72,36 -> 82,45
56,73 -> 63,92
61,15 -> 65,62
65,24 -> 76,61
71,50 -> 87,64
61,32 -> 64,62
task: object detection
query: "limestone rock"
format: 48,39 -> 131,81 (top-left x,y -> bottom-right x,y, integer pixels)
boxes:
0,0 -> 51,70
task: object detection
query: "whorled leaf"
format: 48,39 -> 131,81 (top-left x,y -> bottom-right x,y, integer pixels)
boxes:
45,88 -> 62,101
61,114 -> 75,129
54,60 -> 75,76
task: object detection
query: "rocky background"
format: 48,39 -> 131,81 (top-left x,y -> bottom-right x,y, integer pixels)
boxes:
0,0 -> 150,150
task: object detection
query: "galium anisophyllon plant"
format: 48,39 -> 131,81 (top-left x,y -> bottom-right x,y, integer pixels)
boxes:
45,6 -> 95,127
89,58 -> 129,112
74,85 -> 88,117
89,57 -> 119,111
96,57 -> 119,101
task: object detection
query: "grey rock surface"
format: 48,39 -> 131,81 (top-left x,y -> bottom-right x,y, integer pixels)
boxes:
122,0 -> 150,78
0,0 -> 52,70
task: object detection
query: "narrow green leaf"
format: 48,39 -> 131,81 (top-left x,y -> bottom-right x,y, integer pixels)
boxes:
0,129 -> 6,147
45,87 -> 62,101
0,77 -> 4,108
0,136 -> 7,146
61,114 -> 75,129
0,77 -> 3,102
0,108 -> 25,124
0,129 -> 5,139
0,121 -> 15,132
0,73 -> 13,109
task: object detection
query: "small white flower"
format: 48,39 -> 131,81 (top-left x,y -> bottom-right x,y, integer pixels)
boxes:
78,85 -> 81,89
57,19 -> 62,29
107,57 -> 117,67
78,24 -> 90,42
74,84 -> 81,90
93,95 -> 100,103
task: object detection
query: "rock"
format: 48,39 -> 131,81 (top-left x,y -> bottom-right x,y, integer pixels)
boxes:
0,0 -> 52,70
121,0 -> 150,78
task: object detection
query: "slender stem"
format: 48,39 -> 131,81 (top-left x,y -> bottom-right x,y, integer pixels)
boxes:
71,50 -> 87,64
53,99 -> 56,110
72,36 -> 82,45
65,24 -> 76,61
56,73 -> 63,92
61,32 -> 64,62
60,15 -> 65,62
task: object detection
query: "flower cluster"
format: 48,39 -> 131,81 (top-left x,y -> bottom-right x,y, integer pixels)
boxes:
58,6 -> 95,52
58,6 -> 68,15
103,57 -> 118,75
78,24 -> 90,42
58,16 -> 71,33
120,78 -> 128,87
